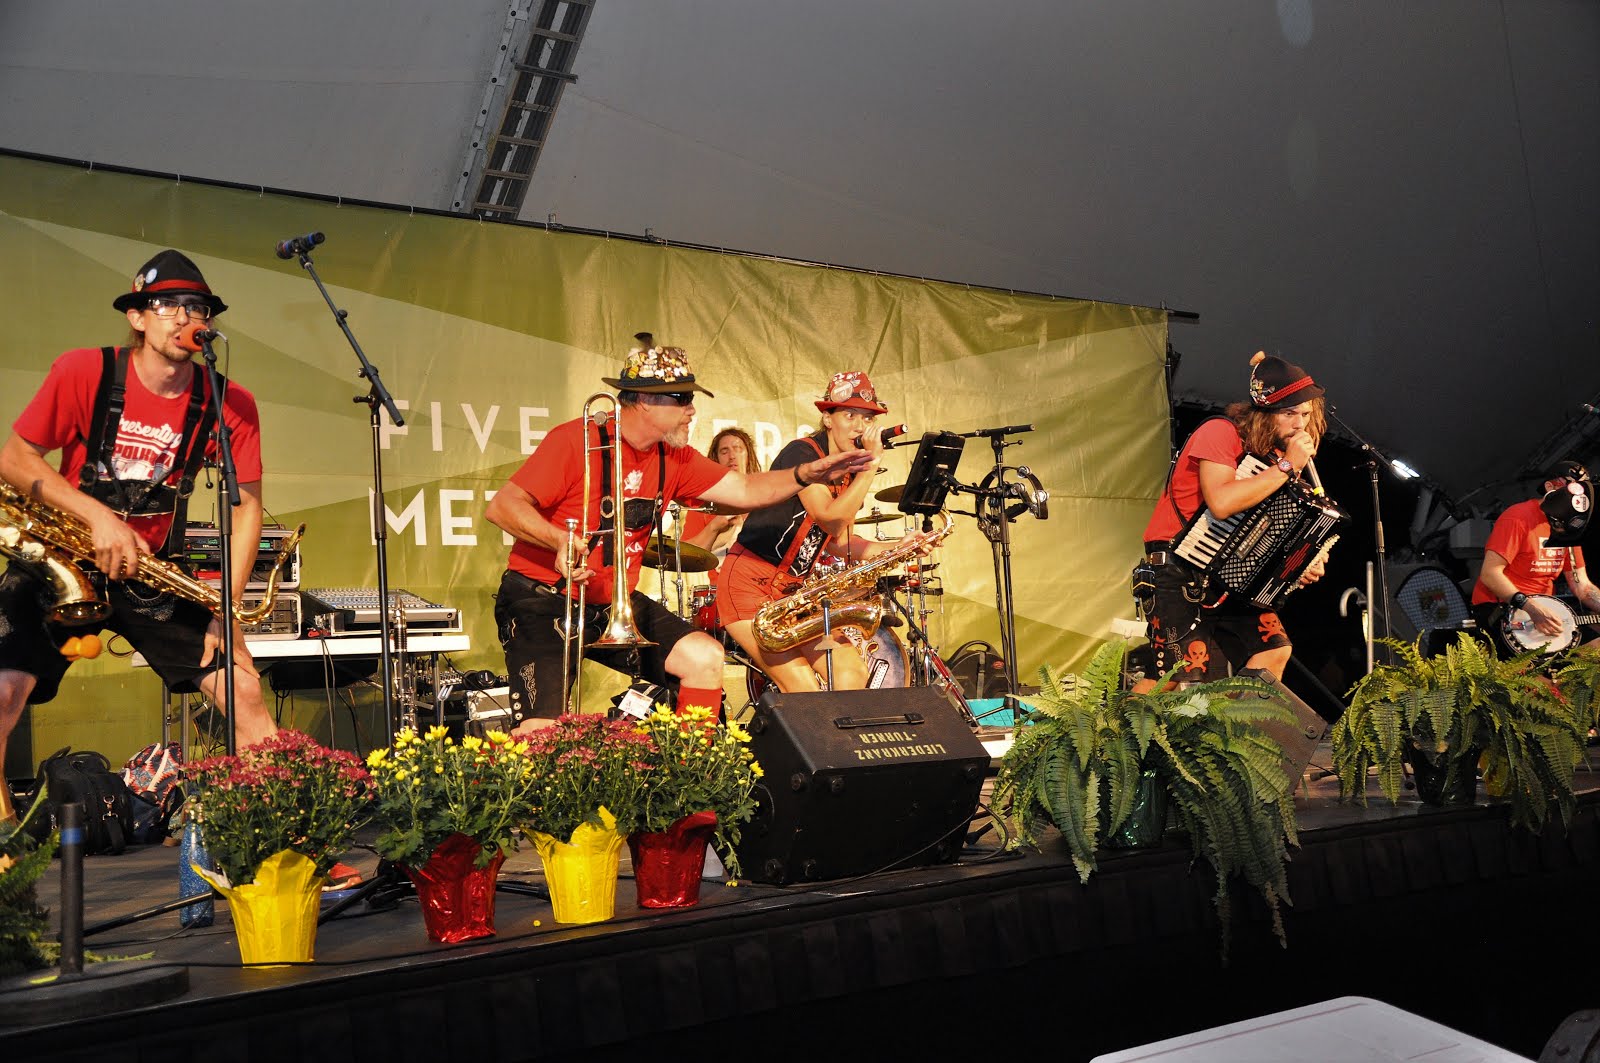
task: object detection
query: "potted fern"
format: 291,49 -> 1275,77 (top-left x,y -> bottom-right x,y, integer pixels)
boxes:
1331,634 -> 1589,832
992,640 -> 1302,952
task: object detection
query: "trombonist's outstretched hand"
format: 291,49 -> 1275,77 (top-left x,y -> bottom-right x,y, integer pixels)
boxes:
803,448 -> 876,486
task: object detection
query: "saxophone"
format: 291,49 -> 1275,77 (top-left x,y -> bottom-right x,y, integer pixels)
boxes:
0,480 -> 304,627
754,510 -> 953,652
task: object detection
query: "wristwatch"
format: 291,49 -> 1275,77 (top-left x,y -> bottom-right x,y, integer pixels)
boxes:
1275,457 -> 1295,475
1509,592 -> 1529,611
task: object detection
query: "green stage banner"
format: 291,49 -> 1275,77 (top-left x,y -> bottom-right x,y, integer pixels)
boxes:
0,154 -> 1169,763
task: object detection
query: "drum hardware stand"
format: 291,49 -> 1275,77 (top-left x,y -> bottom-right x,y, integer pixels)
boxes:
280,234 -> 406,738
391,604 -> 419,733
819,595 -> 837,690
884,585 -> 979,728
659,503 -> 691,618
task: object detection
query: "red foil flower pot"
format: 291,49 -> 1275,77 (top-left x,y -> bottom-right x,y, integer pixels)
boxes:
629,810 -> 719,908
402,832 -> 506,943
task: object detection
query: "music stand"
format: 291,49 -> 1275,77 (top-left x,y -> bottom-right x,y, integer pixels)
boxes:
897,432 -> 966,524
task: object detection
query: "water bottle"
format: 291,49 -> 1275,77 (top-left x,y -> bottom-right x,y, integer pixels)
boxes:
178,805 -> 215,928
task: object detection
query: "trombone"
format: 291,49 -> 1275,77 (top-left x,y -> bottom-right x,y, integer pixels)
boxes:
560,392 -> 655,712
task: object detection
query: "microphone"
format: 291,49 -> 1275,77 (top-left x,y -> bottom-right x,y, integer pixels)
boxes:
274,231 -> 326,259
879,424 -> 913,448
174,322 -> 224,353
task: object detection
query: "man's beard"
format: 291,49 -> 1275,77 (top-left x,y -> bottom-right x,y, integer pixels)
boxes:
663,424 -> 691,449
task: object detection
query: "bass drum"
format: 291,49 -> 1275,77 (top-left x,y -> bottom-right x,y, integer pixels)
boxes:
745,627 -> 907,704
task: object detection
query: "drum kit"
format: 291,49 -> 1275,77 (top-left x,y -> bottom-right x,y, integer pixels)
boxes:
639,484 -> 973,719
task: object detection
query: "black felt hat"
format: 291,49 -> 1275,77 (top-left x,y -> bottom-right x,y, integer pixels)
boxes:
112,249 -> 228,316
1248,351 -> 1323,410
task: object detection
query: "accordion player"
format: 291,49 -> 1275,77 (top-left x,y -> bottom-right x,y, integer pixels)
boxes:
1172,453 -> 1348,611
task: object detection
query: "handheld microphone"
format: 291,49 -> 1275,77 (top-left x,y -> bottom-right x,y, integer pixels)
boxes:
174,322 -> 224,353
274,231 -> 326,259
879,423 -> 912,447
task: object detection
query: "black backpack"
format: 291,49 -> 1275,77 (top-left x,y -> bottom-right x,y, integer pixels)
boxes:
27,748 -> 136,855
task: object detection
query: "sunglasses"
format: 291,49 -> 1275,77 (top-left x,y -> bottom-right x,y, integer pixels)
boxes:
635,391 -> 696,407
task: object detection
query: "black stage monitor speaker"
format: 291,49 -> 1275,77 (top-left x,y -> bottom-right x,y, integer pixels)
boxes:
735,686 -> 989,885
1236,668 -> 1329,795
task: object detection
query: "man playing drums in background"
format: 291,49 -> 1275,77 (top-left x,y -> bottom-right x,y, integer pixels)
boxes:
682,426 -> 761,562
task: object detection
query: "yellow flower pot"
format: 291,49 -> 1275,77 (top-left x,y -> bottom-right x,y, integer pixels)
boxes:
195,849 -> 322,965
530,808 -> 624,925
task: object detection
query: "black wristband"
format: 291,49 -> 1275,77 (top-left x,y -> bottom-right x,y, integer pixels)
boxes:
1509,592 -> 1528,610
793,465 -> 807,488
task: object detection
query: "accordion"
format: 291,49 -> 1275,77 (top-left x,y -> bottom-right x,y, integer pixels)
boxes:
1172,455 -> 1348,610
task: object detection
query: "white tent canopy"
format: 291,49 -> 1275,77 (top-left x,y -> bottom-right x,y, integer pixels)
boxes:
2,0 -> 1595,501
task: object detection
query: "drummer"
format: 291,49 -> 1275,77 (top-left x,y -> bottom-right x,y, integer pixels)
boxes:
682,426 -> 761,571
717,371 -> 931,693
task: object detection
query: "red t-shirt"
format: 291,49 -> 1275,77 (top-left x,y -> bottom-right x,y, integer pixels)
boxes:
1470,498 -> 1586,605
12,347 -> 263,551
1143,417 -> 1245,544
506,417 -> 730,603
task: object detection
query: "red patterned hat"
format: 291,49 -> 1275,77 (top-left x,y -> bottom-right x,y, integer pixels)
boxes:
814,370 -> 889,414
112,249 -> 228,316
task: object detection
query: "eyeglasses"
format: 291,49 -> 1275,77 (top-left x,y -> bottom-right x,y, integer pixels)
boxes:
146,297 -> 213,321
635,392 -> 696,407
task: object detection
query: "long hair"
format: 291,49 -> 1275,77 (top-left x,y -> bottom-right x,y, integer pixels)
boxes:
706,426 -> 760,473
1225,397 -> 1327,458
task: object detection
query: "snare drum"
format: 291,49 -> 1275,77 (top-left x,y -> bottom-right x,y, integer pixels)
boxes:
691,585 -> 722,639
745,627 -> 907,704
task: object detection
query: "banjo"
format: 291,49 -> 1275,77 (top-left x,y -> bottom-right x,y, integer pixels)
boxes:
1498,594 -> 1600,655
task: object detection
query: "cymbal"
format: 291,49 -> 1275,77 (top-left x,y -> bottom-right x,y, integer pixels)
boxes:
852,509 -> 906,525
875,483 -> 906,503
640,539 -> 718,572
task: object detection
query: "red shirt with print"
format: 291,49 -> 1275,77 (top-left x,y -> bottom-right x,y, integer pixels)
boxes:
506,417 -> 729,603
1470,498 -> 1586,605
1143,417 -> 1245,545
12,347 -> 263,552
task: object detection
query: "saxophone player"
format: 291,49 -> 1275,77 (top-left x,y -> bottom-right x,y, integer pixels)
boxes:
718,370 -> 934,693
0,250 -> 275,822
486,338 -> 873,728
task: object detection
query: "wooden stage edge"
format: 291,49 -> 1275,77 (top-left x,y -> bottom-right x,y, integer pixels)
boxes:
5,748 -> 1600,1062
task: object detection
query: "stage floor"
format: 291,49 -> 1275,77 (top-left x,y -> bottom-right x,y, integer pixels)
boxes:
6,743 -> 1600,1062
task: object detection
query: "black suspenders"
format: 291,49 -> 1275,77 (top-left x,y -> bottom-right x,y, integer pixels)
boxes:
77,346 -> 220,556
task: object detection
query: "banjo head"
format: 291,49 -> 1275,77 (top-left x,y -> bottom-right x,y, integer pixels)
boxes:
1503,594 -> 1578,654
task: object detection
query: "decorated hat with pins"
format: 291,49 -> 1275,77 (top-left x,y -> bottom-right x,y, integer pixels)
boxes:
603,333 -> 715,396
112,249 -> 228,316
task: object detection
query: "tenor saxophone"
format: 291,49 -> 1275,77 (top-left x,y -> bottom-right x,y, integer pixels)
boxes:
754,510 -> 953,652
0,480 -> 304,627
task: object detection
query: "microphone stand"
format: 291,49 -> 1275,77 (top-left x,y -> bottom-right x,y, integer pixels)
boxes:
285,245 -> 406,738
946,424 -> 1037,717
195,335 -> 242,755
1327,406 -> 1402,668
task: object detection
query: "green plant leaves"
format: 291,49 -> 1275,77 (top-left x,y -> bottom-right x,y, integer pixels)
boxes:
992,640 -> 1299,957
